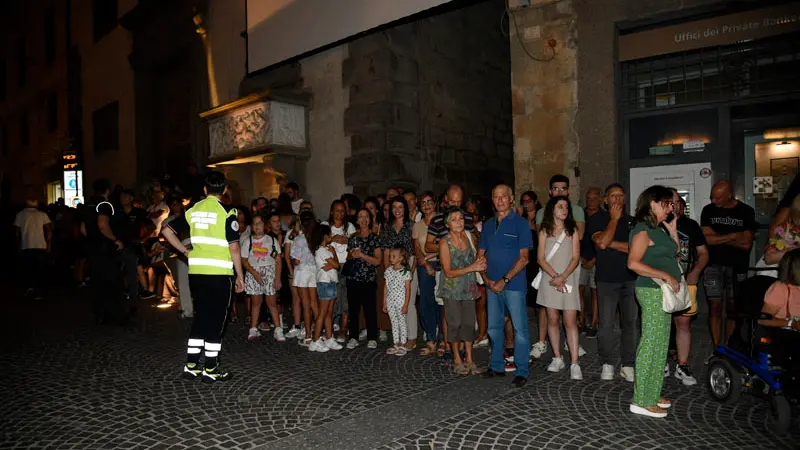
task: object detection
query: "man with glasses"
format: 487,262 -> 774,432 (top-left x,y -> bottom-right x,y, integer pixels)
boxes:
530,175 -> 586,359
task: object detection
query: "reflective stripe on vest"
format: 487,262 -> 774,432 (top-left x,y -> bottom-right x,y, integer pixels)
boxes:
186,197 -> 237,275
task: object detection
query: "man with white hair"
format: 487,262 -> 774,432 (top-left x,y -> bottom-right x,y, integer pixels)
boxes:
14,199 -> 52,300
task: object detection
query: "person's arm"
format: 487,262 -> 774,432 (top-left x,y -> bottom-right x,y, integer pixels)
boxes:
425,232 -> 439,254
576,221 -> 585,241
242,258 -> 259,278
97,215 -> 122,249
562,233 -> 581,278
230,241 -> 245,292
440,239 -> 484,278
728,230 -> 754,251
382,274 -> 389,313
687,245 -> 709,285
760,296 -> 800,330
702,226 -> 734,245
401,277 -> 412,314
274,248 -> 283,289
326,247 -> 340,270
770,207 -> 790,236
628,230 -> 678,290
537,230 -> 558,278
283,243 -> 295,275
44,222 -> 53,252
477,248 -> 491,288
161,227 -> 188,256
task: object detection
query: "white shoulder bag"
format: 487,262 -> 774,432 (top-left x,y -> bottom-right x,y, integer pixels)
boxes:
531,231 -> 566,290
465,231 -> 484,285
654,262 -> 691,313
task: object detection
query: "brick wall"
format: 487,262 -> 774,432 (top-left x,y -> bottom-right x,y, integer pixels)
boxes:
344,0 -> 513,198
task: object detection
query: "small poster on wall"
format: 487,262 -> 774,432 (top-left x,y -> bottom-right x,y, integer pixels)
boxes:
753,176 -> 774,195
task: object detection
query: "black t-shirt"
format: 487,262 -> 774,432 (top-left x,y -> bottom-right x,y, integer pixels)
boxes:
120,206 -> 147,246
585,209 -> 636,283
700,201 -> 757,269
83,196 -> 115,244
676,216 -> 706,274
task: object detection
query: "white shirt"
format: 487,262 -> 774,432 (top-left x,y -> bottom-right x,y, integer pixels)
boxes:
291,198 -> 304,214
241,234 -> 281,268
315,246 -> 339,283
148,202 -> 169,234
14,207 -> 50,250
412,210 -> 423,223
322,221 -> 355,263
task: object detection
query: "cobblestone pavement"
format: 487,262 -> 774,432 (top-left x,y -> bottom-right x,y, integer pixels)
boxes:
1,285 -> 798,450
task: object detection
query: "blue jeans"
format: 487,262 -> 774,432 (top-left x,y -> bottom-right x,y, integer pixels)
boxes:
488,289 -> 530,378
417,266 -> 441,341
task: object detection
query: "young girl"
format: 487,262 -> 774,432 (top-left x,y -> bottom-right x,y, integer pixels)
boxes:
383,244 -> 413,356
283,214 -> 304,339
290,211 -> 319,346
537,196 -> 583,380
241,214 -> 284,342
309,224 -> 342,352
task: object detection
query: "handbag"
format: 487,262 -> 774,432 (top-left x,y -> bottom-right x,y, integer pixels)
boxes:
531,231 -> 566,290
654,262 -> 691,313
465,231 -> 484,285
340,259 -> 356,278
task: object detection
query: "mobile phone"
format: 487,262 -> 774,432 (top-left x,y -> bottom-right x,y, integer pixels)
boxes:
666,212 -> 675,223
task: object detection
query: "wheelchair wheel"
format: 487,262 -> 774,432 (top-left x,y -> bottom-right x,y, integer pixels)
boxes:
767,394 -> 791,434
707,359 -> 741,404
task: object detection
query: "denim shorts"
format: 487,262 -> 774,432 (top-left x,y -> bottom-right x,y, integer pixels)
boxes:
317,282 -> 337,300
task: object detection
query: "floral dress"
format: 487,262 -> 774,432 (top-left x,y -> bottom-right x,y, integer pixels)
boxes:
437,237 -> 479,301
767,223 -> 800,254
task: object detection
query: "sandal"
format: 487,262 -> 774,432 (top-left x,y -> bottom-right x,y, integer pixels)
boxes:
437,343 -> 446,357
453,362 -> 466,375
468,363 -> 483,375
473,336 -> 489,347
657,398 -> 672,409
419,342 -> 436,356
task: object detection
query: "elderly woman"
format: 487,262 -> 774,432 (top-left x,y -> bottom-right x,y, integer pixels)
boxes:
439,207 -> 487,374
627,185 -> 682,418
764,195 -> 800,266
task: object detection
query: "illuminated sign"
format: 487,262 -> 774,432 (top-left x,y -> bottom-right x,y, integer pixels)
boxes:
63,170 -> 84,208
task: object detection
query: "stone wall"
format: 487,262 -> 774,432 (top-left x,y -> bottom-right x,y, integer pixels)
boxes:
344,0 -> 514,198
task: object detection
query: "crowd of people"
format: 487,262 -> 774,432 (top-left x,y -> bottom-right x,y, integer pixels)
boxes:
13,163 -> 800,419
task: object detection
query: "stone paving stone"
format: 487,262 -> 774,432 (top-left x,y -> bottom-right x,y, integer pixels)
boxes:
1,285 -> 798,449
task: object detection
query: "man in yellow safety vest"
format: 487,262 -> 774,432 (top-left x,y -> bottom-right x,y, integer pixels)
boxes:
162,171 -> 244,383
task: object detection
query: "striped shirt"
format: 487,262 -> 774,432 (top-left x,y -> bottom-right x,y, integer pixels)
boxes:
427,211 -> 475,243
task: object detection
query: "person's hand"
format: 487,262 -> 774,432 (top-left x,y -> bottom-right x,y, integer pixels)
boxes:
401,304 -> 408,314
327,245 -> 336,254
472,256 -> 487,272
609,203 -> 623,221
274,278 -> 282,291
664,215 -> 678,235
664,275 -> 680,293
485,279 -> 496,292
550,274 -> 565,287
255,273 -> 264,285
425,263 -> 435,276
332,235 -> 348,245
351,248 -> 363,259
492,278 -> 506,294
382,303 -> 388,314
424,254 -> 437,261
115,240 -> 124,250
322,263 -> 333,271
792,320 -> 800,331
555,280 -> 568,293
686,271 -> 699,286
235,275 -> 245,293
291,258 -> 301,266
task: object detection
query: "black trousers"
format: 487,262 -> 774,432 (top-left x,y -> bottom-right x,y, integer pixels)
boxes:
88,249 -> 126,323
347,280 -> 377,341
187,274 -> 232,367
20,249 -> 49,290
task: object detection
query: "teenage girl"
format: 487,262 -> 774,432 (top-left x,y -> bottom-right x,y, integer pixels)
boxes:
284,214 -> 304,339
383,244 -> 413,356
310,224 -> 342,352
290,211 -> 319,346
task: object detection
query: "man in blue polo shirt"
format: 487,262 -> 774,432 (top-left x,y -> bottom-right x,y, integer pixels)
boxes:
478,184 -> 533,387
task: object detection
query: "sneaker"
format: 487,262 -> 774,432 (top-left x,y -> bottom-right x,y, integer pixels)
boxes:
140,290 -> 156,300
564,341 -> 587,357
286,326 -> 301,339
247,327 -> 260,341
474,337 -> 489,348
359,329 -> 368,341
273,327 -> 286,342
570,363 -> 583,380
367,340 -> 378,349
504,360 -> 517,373
579,325 -> 588,335
379,331 -> 389,342
547,356 -> 566,372
257,322 -> 271,332
395,347 -> 408,356
78,281 -> 88,288
298,328 -> 307,341
333,323 -> 340,333
310,340 -> 329,352
674,364 -> 697,386
299,338 -> 311,347
182,363 -> 201,380
326,338 -> 343,351
201,365 -> 232,383
629,403 -> 667,418
335,336 -> 346,344
664,363 -> 670,378
530,341 -> 548,359
586,328 -> 598,339
346,338 -> 359,349
620,366 -> 635,382
386,346 -> 399,355
600,364 -> 615,381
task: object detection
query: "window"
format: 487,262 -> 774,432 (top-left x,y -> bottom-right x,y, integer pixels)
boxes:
20,112 -> 29,147
92,0 -> 118,42
47,92 -> 58,132
93,101 -> 119,154
44,9 -> 56,65
17,38 -> 26,88
0,60 -> 6,102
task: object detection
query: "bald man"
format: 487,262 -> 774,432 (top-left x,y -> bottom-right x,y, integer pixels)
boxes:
700,180 -> 757,346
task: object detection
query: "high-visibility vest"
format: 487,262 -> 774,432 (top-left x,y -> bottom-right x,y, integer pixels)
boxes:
187,197 -> 237,275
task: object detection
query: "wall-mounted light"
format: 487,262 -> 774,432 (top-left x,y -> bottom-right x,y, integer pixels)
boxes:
777,141 -> 791,146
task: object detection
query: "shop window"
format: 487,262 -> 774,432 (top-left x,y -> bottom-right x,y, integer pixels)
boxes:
44,9 -> 56,65
629,109 -> 717,160
17,38 -> 26,88
92,0 -> 118,42
20,112 -> 29,147
93,101 -> 119,154
47,92 -> 58,132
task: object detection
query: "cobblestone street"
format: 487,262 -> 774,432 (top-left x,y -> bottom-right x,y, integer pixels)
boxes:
2,285 -> 798,450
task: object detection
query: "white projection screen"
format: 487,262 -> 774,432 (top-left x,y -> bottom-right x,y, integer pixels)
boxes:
246,0 -> 454,74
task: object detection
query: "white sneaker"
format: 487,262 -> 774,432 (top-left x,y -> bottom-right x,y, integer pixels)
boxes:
664,363 -> 670,378
299,337 -> 310,347
298,328 -> 307,341
273,327 -> 286,342
564,341 -> 587,357
674,365 -> 697,386
326,338 -> 343,351
474,338 -> 489,348
530,341 -> 548,359
570,363 -> 583,380
333,323 -> 340,333
379,331 -> 389,342
247,327 -> 260,341
335,336 -> 346,344
396,346 -> 408,356
310,340 -> 329,353
286,327 -> 300,339
547,356 -> 566,373
359,329 -> 368,341
620,366 -> 635,382
367,340 -> 378,349
346,338 -> 359,349
601,364 -> 615,381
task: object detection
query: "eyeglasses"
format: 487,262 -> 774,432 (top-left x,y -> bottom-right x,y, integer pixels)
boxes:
420,200 -> 435,206
550,187 -> 568,192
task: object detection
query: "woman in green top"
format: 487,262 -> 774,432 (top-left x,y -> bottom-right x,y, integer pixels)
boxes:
627,185 -> 682,419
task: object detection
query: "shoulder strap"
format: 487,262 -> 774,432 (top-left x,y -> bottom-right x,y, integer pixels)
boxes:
545,231 -> 566,262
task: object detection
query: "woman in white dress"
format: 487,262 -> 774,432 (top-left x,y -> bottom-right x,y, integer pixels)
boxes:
536,196 -> 582,380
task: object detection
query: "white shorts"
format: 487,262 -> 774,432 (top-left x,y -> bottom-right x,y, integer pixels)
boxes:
245,265 -> 276,296
292,268 -> 317,288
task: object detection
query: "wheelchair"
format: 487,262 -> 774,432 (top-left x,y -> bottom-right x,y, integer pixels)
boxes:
705,271 -> 799,433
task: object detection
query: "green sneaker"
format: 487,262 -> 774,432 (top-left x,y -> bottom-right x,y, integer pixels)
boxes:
182,363 -> 201,380
201,365 -> 232,384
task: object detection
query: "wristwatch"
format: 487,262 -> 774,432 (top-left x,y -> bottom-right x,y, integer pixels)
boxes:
503,276 -> 510,284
